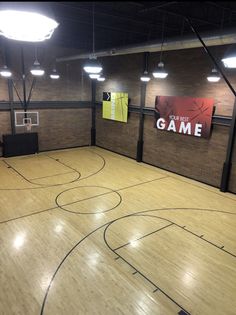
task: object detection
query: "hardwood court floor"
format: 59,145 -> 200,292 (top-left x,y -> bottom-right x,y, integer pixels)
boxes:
0,146 -> 236,315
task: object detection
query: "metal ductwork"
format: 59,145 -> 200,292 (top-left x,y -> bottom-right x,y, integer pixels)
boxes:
56,29 -> 236,62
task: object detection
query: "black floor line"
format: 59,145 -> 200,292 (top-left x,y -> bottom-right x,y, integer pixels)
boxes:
2,159 -> 81,188
182,226 -> 236,258
0,206 -> 57,225
96,147 -> 236,201
103,219 -> 191,315
0,149 -> 106,191
45,154 -> 82,174
70,149 -> 106,181
39,221 -> 110,315
136,213 -> 236,259
114,223 -> 174,251
172,175 -> 236,202
39,207 -> 236,314
55,177 -> 167,215
30,171 -> 75,180
1,203 -> 236,226
57,185 -> 122,208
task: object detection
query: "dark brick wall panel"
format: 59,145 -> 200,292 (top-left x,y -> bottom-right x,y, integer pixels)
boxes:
96,107 -> 139,158
229,138 -> 236,193
0,111 -> 12,156
15,108 -> 91,151
143,115 -> 229,188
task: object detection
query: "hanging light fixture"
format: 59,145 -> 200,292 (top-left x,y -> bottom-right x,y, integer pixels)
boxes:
140,52 -> 150,82
207,68 -> 221,82
89,73 -> 100,79
83,3 -> 103,74
140,70 -> 150,82
0,65 -> 12,77
50,68 -> 60,79
0,9 -> 58,42
222,57 -> 236,68
221,43 -> 236,68
152,14 -> 168,79
30,46 -> 44,76
97,75 -> 105,81
84,56 -> 102,74
30,60 -> 45,76
153,62 -> 168,78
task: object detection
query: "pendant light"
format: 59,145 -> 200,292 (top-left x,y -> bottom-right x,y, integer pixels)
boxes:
221,44 -> 236,68
97,74 -> 105,81
153,62 -> 168,79
152,14 -> 168,79
30,46 -> 44,76
89,73 -> 100,79
83,3 -> 102,75
50,61 -> 60,79
0,9 -> 58,42
50,68 -> 60,79
207,68 -> 221,82
84,57 -> 102,74
140,52 -> 150,82
140,70 -> 150,82
0,65 -> 12,77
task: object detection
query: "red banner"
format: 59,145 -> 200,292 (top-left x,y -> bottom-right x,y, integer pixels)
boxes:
155,96 -> 214,138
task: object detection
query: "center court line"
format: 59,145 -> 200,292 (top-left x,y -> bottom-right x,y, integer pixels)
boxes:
0,179 -> 168,224
58,176 -> 168,208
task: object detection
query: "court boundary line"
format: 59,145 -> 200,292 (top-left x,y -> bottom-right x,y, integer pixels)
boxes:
0,149 -> 105,190
39,207 -> 236,315
94,146 -> 236,201
2,158 -> 81,188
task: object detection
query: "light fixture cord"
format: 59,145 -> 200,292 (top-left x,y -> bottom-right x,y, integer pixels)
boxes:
35,45 -> 38,62
220,8 -> 225,36
160,13 -> 166,62
92,2 -> 95,54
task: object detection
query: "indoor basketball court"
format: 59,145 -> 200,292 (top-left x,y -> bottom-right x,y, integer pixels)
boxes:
0,147 -> 236,315
0,2 -> 236,315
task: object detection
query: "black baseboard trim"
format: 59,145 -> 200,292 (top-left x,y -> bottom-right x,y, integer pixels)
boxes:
39,144 -> 90,154
0,143 -> 235,195
143,159 -> 236,195
96,144 -> 136,160
95,145 -> 236,195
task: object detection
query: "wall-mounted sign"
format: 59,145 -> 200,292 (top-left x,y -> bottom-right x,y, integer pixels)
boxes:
102,92 -> 128,123
155,96 -> 214,138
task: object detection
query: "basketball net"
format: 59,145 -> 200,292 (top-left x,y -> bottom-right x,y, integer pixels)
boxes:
26,122 -> 32,132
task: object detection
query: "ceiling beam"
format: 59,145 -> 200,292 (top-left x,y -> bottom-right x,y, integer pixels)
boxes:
53,2 -> 179,31
139,1 -> 178,13
151,7 -> 220,27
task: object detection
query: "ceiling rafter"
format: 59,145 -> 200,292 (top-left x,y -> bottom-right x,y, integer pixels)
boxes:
53,2 -> 180,32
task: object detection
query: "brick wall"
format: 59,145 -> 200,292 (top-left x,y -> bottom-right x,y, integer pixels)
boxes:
96,107 -> 139,158
15,108 -> 91,151
143,115 -> 229,187
229,138 -> 236,193
0,42 -> 91,102
147,46 -> 236,116
96,54 -> 142,106
94,45 -> 236,192
0,111 -> 11,156
0,42 -> 236,192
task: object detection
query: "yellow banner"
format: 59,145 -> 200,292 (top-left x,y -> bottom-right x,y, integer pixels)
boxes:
102,92 -> 128,123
